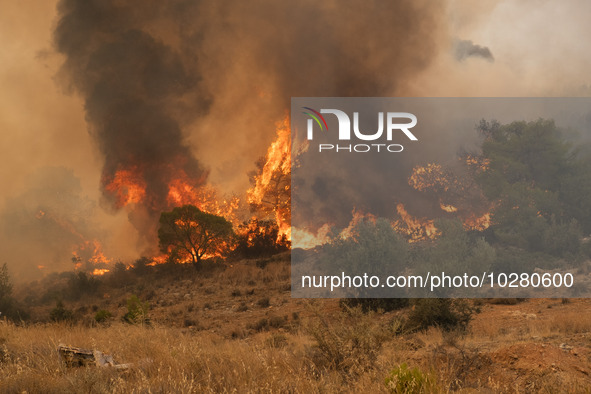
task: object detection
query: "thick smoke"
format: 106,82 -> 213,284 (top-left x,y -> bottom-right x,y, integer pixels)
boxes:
53,1 -> 211,250
53,0 -> 446,249
454,39 -> 494,62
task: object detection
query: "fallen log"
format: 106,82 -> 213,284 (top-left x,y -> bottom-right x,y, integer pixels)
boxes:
57,344 -> 131,370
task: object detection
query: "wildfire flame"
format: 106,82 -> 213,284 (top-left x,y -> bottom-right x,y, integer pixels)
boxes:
463,212 -> 491,231
464,154 -> 490,172
247,115 -> 291,241
167,182 -> 241,226
103,167 -> 147,208
409,163 -> 453,193
393,203 -> 439,242
409,162 -> 493,234
91,268 -> 110,276
440,201 -> 458,213
292,224 -> 331,249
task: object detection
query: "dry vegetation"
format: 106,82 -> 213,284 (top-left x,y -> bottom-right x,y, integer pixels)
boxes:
2,255 -> 591,393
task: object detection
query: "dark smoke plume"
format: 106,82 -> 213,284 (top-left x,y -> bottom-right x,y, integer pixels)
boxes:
53,1 -> 211,249
53,0 -> 446,249
454,39 -> 494,62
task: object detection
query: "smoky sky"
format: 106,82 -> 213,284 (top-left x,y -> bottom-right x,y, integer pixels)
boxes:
4,0 -> 591,280
52,0 -> 446,248
0,167 -> 102,281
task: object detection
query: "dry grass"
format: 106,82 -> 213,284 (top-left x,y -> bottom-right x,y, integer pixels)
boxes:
5,257 -> 591,393
2,299 -> 591,393
0,318 -> 391,393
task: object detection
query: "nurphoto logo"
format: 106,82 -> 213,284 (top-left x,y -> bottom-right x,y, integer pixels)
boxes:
302,107 -> 418,153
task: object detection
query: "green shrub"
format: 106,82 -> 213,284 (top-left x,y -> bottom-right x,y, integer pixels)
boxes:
67,271 -> 100,299
122,295 -> 149,325
385,363 -> 437,393
50,300 -> 74,322
94,309 -> 112,323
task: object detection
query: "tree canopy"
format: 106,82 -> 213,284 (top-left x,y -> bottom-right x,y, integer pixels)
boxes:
476,119 -> 590,257
158,205 -> 236,268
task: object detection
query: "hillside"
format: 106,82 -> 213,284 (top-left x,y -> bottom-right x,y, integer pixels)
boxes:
1,254 -> 591,392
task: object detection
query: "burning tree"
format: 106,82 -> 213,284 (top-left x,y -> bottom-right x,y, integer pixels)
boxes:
158,205 -> 236,268
234,219 -> 290,258
247,116 -> 291,240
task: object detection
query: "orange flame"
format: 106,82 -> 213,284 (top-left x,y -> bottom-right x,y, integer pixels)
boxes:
167,182 -> 240,226
409,163 -> 453,192
440,201 -> 458,213
464,154 -> 490,172
91,268 -> 110,276
247,115 -> 291,241
103,167 -> 146,208
409,162 -> 493,232
463,212 -> 491,231
393,203 -> 439,242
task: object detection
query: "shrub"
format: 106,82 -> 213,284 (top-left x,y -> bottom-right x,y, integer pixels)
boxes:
268,315 -> 286,329
266,333 -> 288,349
385,363 -> 437,393
107,262 -> 129,287
50,300 -> 74,322
67,271 -> 100,299
94,309 -> 112,323
307,306 -> 389,378
407,299 -> 475,332
122,295 -> 150,325
340,298 -> 409,313
0,263 -> 27,321
257,297 -> 270,308
247,318 -> 269,332
131,256 -> 151,276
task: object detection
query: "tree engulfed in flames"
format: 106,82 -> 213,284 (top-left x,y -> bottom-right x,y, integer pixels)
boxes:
247,115 -> 291,241
408,163 -> 456,193
167,182 -> 241,227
